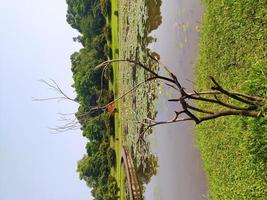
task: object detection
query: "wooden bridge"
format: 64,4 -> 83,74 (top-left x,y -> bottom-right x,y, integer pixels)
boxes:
121,146 -> 143,200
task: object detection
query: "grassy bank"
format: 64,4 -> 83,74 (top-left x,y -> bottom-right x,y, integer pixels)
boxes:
109,0 -> 126,199
196,1 -> 267,199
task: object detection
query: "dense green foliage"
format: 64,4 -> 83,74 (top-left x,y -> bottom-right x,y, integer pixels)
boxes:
66,0 -> 118,199
196,0 -> 267,199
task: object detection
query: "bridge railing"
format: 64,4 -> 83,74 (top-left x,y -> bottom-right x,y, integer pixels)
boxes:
121,146 -> 143,200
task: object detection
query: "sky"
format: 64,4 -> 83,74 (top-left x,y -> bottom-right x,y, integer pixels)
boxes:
0,0 -> 92,199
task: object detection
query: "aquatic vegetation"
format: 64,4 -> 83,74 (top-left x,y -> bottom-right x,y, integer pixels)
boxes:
196,0 -> 267,199
112,0 -> 163,196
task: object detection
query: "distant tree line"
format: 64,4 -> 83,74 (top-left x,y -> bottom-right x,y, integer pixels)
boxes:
66,0 -> 118,199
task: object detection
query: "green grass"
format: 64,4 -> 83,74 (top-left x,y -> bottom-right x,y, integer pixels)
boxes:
109,0 -> 126,199
196,0 -> 267,199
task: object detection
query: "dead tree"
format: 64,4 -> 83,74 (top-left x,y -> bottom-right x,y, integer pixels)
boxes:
95,58 -> 266,140
33,79 -> 78,103
33,79 -> 103,133
35,59 -> 265,134
34,79 -> 124,132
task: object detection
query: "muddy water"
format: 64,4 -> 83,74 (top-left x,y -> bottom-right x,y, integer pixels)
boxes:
145,1 -> 208,199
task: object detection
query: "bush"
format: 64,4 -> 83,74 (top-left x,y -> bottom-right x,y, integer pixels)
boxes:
104,25 -> 112,41
100,0 -> 111,17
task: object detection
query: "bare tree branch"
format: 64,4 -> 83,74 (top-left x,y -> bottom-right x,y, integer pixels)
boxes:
95,59 -> 176,84
209,76 -> 260,105
36,58 -> 265,136
98,58 -> 265,140
33,79 -> 78,103
198,109 -> 264,123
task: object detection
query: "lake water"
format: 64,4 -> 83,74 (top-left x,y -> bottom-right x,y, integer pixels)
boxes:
144,0 -> 208,199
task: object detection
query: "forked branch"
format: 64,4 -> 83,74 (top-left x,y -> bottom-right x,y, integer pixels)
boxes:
33,79 -> 78,103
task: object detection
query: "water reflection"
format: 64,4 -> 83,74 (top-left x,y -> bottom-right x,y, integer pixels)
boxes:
145,0 -> 208,199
